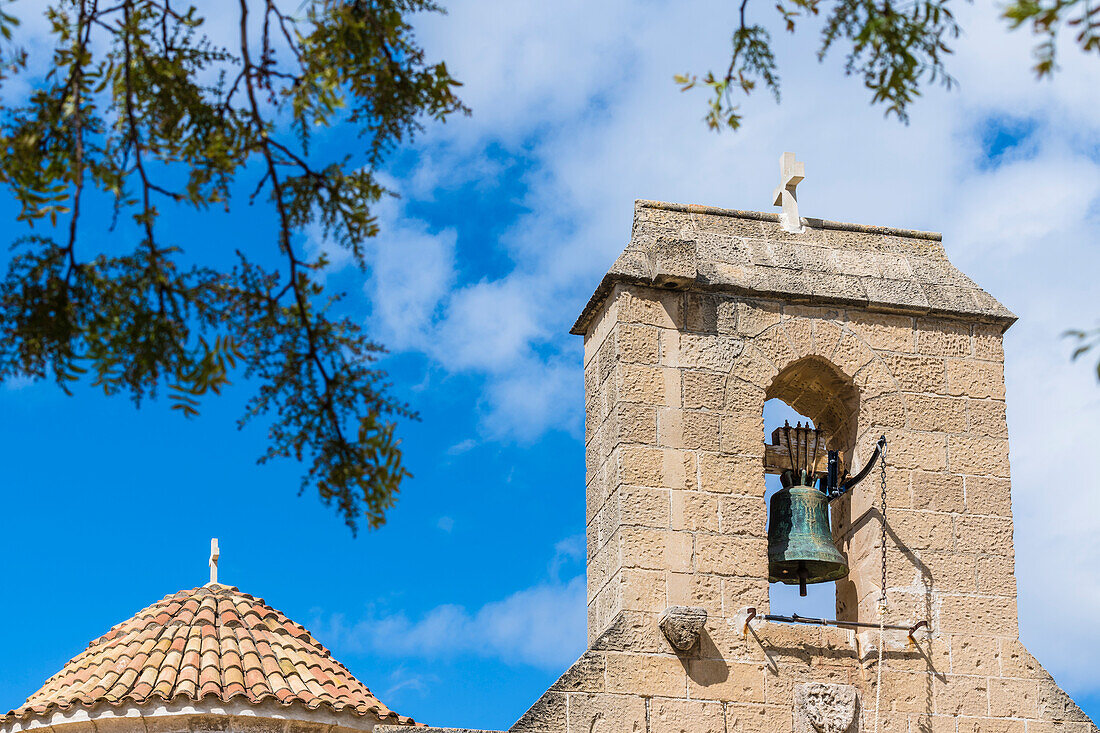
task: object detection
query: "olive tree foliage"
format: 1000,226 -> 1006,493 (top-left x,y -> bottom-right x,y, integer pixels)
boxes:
677,0 -> 1100,130
0,0 -> 466,534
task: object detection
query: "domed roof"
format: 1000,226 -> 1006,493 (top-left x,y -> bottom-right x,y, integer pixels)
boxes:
2,584 -> 414,727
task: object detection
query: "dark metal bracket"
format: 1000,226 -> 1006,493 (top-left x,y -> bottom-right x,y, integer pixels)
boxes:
824,434 -> 887,501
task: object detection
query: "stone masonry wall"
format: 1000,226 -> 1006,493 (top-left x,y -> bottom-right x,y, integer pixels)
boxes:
509,280 -> 1095,733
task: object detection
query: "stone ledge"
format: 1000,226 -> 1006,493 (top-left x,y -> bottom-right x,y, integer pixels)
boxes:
570,199 -> 1016,336
636,199 -> 943,241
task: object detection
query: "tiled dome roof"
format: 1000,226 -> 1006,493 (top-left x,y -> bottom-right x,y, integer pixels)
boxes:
2,584 -> 414,726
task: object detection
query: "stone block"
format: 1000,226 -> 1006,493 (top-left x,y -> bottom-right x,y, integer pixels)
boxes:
611,402 -> 658,448
919,551 -> 977,593
863,393 -> 908,429
679,333 -> 746,371
695,535 -> 768,577
649,699 -> 726,733
667,572 -> 723,617
910,471 -> 966,513
883,354 -> 947,393
886,431 -> 947,471
998,639 -> 1044,679
967,400 -> 1008,438
591,609 -> 668,654
619,485 -> 670,528
687,660 -> 766,702
733,300 -> 784,337
948,437 -> 1010,478
783,318 -> 817,357
948,635 -> 999,676
648,237 -> 699,287
989,678 -> 1039,718
854,358 -> 898,400
938,595 -> 1018,635
1025,723 -> 1096,733
1038,679 -> 1095,722
621,568 -> 667,613
720,411 -> 765,454
848,312 -> 916,353
875,671 -> 934,714
935,675 -> 990,716
964,476 -> 1012,517
659,408 -> 720,450
887,509 -> 956,552
946,361 -> 1006,400
906,394 -> 968,433
683,369 -> 727,410
620,446 -> 697,489
956,719 -> 1025,733
671,491 -> 719,532
814,319 -> 846,358
686,293 -> 720,333
975,556 -> 1016,596
754,325 -> 800,370
955,515 -> 1013,555
725,703 -> 792,733
617,286 -> 683,330
620,526 -> 693,573
604,652 -> 688,696
917,318 -> 973,358
550,652 -> 607,693
722,575 -> 769,613
973,324 -> 1006,361
620,445 -> 663,487
832,332 -> 876,376
565,692 -> 646,733
617,364 -> 667,406
616,323 -> 661,364
700,453 -> 765,495
512,690 -> 567,732
731,345 -> 781,387
719,495 -> 767,537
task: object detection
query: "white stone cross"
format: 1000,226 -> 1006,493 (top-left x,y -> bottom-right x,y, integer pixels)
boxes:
772,152 -> 806,234
209,537 -> 220,585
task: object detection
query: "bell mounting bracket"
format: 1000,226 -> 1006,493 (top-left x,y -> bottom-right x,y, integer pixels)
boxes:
825,435 -> 886,501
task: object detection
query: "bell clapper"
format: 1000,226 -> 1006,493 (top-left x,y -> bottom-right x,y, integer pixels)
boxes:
797,561 -> 809,597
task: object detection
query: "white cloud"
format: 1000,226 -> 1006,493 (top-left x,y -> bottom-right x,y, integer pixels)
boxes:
314,576 -> 586,671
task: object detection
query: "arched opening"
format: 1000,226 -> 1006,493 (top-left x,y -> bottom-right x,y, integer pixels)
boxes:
764,357 -> 860,618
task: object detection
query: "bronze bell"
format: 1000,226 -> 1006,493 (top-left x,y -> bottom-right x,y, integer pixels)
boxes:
767,424 -> 849,595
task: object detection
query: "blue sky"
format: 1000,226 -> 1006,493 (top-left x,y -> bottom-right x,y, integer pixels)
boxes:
1,0 -> 1099,729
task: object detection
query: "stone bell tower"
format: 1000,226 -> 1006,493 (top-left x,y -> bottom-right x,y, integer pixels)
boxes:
506,158 -> 1097,733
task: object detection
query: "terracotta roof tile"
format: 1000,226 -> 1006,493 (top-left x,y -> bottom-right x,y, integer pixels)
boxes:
3,585 -> 415,726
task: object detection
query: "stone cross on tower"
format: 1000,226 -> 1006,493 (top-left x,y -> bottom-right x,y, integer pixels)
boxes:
772,151 -> 805,233
208,537 -> 220,585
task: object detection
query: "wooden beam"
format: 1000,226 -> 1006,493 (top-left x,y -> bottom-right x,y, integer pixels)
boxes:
763,443 -> 831,477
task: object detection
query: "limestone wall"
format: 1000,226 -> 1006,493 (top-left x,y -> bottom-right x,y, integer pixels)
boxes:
510,279 -> 1095,733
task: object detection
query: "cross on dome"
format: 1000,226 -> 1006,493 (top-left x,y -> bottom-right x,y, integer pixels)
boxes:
772,152 -> 805,233
208,537 -> 220,585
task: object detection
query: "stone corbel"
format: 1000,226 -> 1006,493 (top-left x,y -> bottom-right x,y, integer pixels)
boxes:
659,605 -> 707,652
645,237 -> 697,288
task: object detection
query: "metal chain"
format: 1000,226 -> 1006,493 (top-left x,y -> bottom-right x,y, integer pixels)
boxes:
879,437 -> 888,607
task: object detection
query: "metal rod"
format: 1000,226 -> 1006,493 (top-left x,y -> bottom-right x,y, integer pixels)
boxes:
763,613 -> 921,633
783,421 -> 794,479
